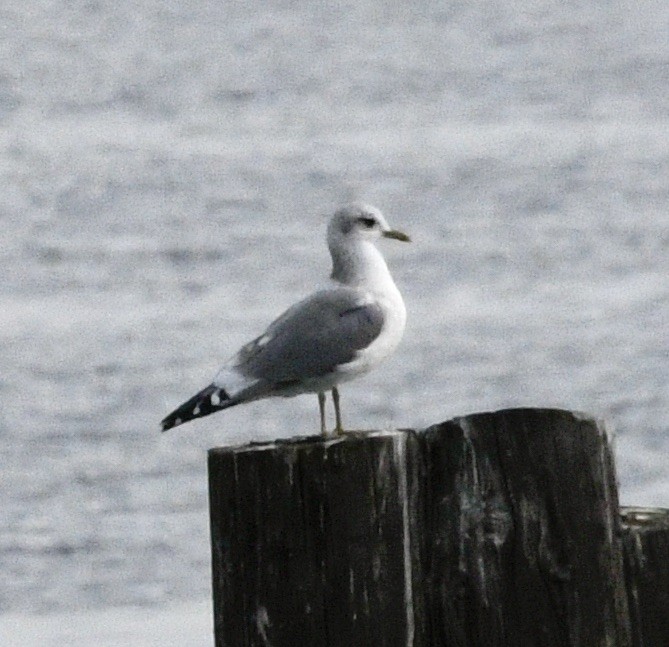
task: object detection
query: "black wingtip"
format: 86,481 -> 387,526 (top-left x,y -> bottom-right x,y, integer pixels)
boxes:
160,418 -> 176,432
160,384 -> 231,432
160,411 -> 186,432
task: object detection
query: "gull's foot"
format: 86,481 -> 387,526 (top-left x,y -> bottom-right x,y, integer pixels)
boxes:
319,425 -> 347,437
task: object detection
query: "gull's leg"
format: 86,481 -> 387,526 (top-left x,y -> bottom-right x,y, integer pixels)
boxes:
318,392 -> 327,436
332,386 -> 343,435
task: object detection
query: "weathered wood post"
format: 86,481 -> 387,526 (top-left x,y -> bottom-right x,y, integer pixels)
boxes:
207,408 -> 659,646
418,408 -> 630,646
208,431 -> 424,647
621,507 -> 669,646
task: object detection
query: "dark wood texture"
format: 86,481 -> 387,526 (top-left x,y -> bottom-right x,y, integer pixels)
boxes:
208,408 -> 655,646
208,431 -> 424,647
419,408 -> 631,647
621,506 -> 669,647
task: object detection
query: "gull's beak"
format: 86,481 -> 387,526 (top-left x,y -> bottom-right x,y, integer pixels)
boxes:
383,229 -> 411,242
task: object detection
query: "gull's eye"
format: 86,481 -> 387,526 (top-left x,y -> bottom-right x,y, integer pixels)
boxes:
358,216 -> 376,228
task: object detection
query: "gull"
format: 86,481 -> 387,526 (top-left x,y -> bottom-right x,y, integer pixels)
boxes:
161,203 -> 410,435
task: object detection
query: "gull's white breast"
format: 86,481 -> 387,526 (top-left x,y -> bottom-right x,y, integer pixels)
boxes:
335,280 -> 406,379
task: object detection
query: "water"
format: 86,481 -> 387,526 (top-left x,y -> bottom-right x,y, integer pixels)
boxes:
2,0 -> 669,616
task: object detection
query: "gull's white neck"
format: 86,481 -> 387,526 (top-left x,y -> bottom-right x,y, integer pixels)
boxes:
327,233 -> 406,376
329,238 -> 398,294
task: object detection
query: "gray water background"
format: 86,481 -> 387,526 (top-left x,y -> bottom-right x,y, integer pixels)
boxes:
2,0 -> 668,614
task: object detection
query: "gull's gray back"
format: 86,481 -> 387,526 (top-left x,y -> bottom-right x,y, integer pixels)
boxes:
234,288 -> 385,385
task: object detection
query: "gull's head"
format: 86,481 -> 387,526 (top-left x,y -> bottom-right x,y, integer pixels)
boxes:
327,203 -> 411,247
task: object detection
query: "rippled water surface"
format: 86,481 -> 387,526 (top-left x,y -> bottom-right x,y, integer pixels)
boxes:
2,0 -> 669,614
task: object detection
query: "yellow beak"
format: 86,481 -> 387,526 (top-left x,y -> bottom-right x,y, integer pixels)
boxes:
383,229 -> 411,242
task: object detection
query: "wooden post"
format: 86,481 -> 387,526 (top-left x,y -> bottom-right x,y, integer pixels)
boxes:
621,507 -> 669,646
208,408 -> 642,646
419,408 -> 631,646
208,431 -> 424,647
